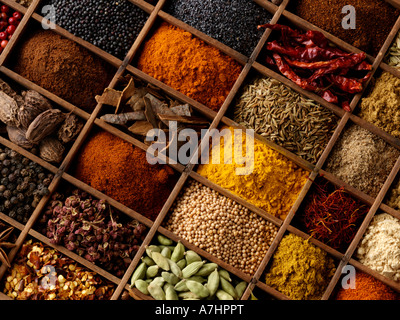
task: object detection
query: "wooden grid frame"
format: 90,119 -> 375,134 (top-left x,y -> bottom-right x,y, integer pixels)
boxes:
0,0 -> 399,300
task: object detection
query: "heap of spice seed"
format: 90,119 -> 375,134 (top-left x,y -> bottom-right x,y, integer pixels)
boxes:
265,233 -> 336,300
41,0 -> 149,59
163,180 -> 278,275
2,240 -> 115,300
386,32 -> 400,68
137,22 -> 242,112
335,271 -> 399,300
358,72 -> 400,139
197,127 -> 309,220
0,147 -> 53,224
164,0 -> 272,57
301,180 -> 369,251
324,124 -> 400,198
356,213 -> 400,282
291,0 -> 399,56
73,130 -> 178,221
233,76 -> 338,164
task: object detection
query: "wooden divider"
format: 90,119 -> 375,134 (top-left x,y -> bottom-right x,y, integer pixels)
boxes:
0,0 -> 400,301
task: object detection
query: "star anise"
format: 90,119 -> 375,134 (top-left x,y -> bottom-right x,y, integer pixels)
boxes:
0,227 -> 16,268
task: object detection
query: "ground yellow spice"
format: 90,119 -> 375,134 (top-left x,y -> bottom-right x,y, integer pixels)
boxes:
359,72 -> 400,138
265,234 -> 336,300
197,127 -> 308,220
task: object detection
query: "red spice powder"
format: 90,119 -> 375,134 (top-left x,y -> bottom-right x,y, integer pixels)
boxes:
73,130 -> 178,221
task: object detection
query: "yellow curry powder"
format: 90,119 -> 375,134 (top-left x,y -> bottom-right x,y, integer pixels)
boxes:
197,127 -> 308,220
265,234 -> 336,300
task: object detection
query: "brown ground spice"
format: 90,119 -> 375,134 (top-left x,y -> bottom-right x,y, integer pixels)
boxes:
359,72 -> 400,139
12,30 -> 114,113
292,0 -> 399,56
325,124 -> 400,198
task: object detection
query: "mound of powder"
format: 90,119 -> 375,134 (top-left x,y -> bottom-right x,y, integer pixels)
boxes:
324,124 -> 400,197
73,130 -> 178,221
12,30 -> 114,113
356,213 -> 400,282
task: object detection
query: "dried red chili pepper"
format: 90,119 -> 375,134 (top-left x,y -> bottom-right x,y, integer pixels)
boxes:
272,53 -> 319,91
266,41 -> 349,61
283,52 -> 366,70
327,74 -> 363,94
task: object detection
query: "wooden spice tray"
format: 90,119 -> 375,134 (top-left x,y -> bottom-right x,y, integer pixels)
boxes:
0,0 -> 400,300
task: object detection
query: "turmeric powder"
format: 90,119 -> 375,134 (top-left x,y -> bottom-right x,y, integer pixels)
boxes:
265,234 -> 336,300
137,22 -> 242,112
197,127 -> 308,220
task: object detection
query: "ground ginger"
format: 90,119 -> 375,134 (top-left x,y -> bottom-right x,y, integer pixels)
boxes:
197,127 -> 308,220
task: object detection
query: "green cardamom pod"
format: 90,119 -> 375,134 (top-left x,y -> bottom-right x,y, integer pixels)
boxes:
220,277 -> 238,299
176,259 -> 186,269
195,263 -> 219,277
167,259 -> 183,278
235,281 -> 247,299
186,280 -> 210,298
161,247 -> 172,259
150,276 -> 165,287
165,284 -> 179,300
174,279 -> 188,292
151,252 -> 170,271
185,250 -> 202,265
216,289 -> 234,300
142,256 -> 155,266
171,241 -> 185,262
206,269 -> 219,296
187,275 -> 206,283
182,261 -> 205,278
162,272 -> 179,285
148,283 -> 166,300
146,245 -> 161,259
178,291 -> 201,299
157,234 -> 173,246
218,269 -> 232,282
134,279 -> 149,295
130,262 -> 147,287
146,265 -> 160,279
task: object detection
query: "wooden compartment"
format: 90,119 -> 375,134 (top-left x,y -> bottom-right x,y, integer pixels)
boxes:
0,0 -> 400,300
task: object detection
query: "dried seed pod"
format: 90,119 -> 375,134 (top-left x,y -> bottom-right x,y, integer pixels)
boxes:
57,113 -> 84,144
19,90 -> 52,129
6,126 -> 34,149
26,109 -> 65,143
39,136 -> 65,163
0,91 -> 20,127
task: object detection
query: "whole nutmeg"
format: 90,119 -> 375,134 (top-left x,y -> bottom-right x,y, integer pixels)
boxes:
19,90 -> 52,129
39,136 -> 65,163
6,126 -> 34,149
26,109 -> 65,143
0,91 -> 20,127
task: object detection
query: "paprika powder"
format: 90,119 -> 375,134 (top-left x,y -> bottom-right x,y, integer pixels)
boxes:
73,130 -> 178,221
137,22 -> 242,112
335,272 -> 399,300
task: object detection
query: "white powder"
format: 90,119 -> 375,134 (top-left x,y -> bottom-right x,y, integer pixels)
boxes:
356,213 -> 400,282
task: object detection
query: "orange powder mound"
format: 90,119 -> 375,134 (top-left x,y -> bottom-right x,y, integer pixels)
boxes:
73,130 -> 178,221
335,272 -> 399,300
137,22 -> 242,112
